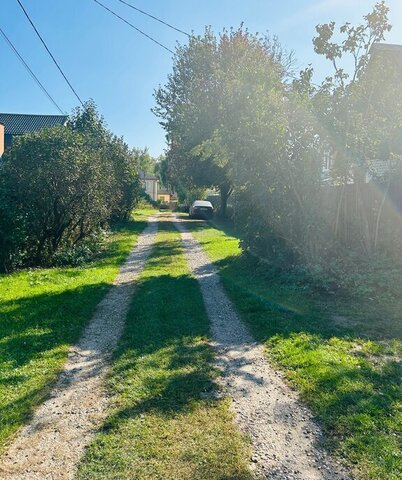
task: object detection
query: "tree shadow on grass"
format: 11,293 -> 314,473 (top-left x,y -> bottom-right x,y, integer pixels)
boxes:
208,252 -> 401,450
144,242 -> 183,268
0,218 -> 150,368
216,252 -> 402,341
0,217 -> 152,452
173,217 -> 402,477
80,255 -> 253,478
0,283 -> 111,367
0,282 -> 113,451
181,215 -> 402,341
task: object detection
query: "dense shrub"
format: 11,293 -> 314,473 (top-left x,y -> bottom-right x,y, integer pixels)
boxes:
51,229 -> 108,267
0,179 -> 26,271
105,137 -> 143,220
68,101 -> 143,222
0,102 -> 144,272
0,127 -> 111,269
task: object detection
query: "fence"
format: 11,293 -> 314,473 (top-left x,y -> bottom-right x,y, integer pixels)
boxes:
320,181 -> 402,253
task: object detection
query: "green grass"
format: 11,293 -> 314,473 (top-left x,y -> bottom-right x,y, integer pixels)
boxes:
77,219 -> 252,480
182,215 -> 402,480
0,209 -> 153,452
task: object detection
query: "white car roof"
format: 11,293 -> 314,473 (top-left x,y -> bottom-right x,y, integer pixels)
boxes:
192,200 -> 213,207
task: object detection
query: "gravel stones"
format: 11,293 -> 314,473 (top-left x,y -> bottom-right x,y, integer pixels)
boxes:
0,217 -> 159,480
174,215 -> 351,480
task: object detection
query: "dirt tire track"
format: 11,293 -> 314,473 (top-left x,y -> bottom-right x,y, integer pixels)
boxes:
0,216 -> 159,480
174,215 -> 351,480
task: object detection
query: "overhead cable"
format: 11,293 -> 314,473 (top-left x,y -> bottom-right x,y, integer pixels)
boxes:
93,0 -> 174,54
0,25 -> 64,114
16,0 -> 85,107
115,0 -> 190,37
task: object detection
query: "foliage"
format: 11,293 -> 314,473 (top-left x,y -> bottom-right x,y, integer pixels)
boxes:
0,101 -> 144,271
154,155 -> 168,186
311,1 -> 393,175
0,126 -> 111,269
51,229 -> 108,267
0,177 -> 25,271
107,140 -> 144,221
135,147 -> 156,175
154,25 -> 323,264
156,3 -> 402,289
312,1 -> 391,88
154,28 -> 291,216
308,1 -> 402,257
184,186 -> 208,205
69,101 -> 144,222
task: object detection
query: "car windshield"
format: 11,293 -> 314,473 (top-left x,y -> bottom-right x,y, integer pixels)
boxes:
193,201 -> 212,207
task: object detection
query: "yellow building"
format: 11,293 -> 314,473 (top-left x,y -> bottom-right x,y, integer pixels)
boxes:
157,189 -> 171,203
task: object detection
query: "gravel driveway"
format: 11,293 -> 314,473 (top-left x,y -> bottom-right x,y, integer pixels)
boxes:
0,216 -> 158,480
174,215 -> 351,480
1,214 -> 352,479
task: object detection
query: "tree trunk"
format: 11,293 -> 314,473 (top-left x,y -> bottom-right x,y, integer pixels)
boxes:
219,183 -> 232,218
374,179 -> 390,250
355,182 -> 372,254
334,183 -> 345,238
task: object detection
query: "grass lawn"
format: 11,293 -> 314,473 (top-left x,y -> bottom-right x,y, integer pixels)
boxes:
183,215 -> 402,480
77,219 -> 252,480
0,208 -> 154,453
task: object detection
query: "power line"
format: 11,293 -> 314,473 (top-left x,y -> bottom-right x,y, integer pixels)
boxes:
115,0 -> 190,37
15,0 -> 85,107
93,0 -> 174,54
0,25 -> 64,114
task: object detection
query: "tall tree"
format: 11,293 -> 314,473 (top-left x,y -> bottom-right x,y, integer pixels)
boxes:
311,1 -> 392,181
310,1 -> 399,253
154,28 -> 225,209
154,27 -> 292,216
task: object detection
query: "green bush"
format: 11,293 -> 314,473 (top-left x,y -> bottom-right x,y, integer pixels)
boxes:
158,203 -> 170,211
68,101 -> 143,222
51,229 -> 108,267
0,126 -> 112,270
0,102 -> 145,272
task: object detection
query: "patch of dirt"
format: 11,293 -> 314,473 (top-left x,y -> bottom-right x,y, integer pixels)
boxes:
332,315 -> 359,329
0,217 -> 159,480
367,354 -> 402,365
350,343 -> 401,366
174,215 -> 351,480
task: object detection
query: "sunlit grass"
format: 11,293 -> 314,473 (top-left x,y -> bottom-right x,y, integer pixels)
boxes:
186,216 -> 402,480
0,209 -> 152,452
77,220 -> 252,480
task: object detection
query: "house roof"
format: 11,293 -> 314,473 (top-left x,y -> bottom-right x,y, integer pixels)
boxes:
370,43 -> 402,55
0,113 -> 68,135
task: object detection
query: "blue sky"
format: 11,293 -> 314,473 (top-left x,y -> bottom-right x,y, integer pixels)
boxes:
1,0 -> 401,157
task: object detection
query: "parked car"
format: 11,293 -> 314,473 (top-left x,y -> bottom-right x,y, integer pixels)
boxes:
189,200 -> 214,219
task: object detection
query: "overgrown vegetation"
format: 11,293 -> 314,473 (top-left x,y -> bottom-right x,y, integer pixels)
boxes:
0,101 -> 146,272
154,2 -> 402,293
77,220 -> 252,480
0,209 -> 151,453
186,217 -> 401,480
